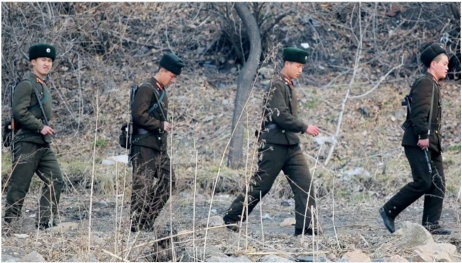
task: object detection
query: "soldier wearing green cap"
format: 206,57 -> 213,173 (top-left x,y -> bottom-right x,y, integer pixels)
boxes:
129,53 -> 185,232
4,43 -> 64,230
223,47 -> 321,236
380,43 -> 451,235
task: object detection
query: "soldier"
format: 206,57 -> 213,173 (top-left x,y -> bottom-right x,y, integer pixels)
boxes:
4,43 -> 64,230
380,43 -> 451,235
130,53 -> 185,232
223,47 -> 321,236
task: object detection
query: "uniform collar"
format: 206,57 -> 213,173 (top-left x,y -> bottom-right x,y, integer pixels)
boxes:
29,72 -> 47,85
425,72 -> 441,86
152,77 -> 164,91
279,73 -> 294,86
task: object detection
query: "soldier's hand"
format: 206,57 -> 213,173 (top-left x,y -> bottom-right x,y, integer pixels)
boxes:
163,121 -> 172,132
306,125 -> 320,137
417,138 -> 429,150
40,125 -> 55,135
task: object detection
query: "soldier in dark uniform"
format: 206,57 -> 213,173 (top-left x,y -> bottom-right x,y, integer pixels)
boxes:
130,53 -> 185,232
4,43 -> 64,230
223,47 -> 321,236
380,43 -> 451,235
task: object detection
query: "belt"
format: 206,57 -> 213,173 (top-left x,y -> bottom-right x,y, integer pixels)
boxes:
137,128 -> 164,135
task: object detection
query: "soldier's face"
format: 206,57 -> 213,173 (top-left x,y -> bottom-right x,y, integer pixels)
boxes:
431,54 -> 449,80
31,57 -> 53,77
159,68 -> 177,86
285,62 -> 304,79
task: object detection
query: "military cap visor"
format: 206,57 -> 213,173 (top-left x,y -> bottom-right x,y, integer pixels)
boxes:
29,43 -> 56,61
420,43 -> 447,67
283,47 -> 309,64
160,53 -> 185,75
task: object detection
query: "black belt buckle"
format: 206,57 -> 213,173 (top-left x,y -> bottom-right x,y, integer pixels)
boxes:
159,129 -> 164,134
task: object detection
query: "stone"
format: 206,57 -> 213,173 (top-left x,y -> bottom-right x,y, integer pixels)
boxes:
341,249 -> 371,262
199,215 -> 224,227
102,155 -> 128,165
413,243 -> 457,262
2,254 -> 20,262
281,200 -> 293,206
327,253 -> 337,261
280,218 -> 296,227
49,222 -> 79,233
259,255 -> 295,262
13,234 -> 29,239
387,255 -> 408,262
21,251 -> 45,262
206,256 -> 252,262
297,255 -> 330,262
398,221 -> 433,247
93,200 -> 109,208
261,80 -> 271,87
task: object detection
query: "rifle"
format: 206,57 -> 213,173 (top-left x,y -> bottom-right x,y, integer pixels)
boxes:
9,81 -> 17,150
424,82 -> 436,174
128,84 -> 138,165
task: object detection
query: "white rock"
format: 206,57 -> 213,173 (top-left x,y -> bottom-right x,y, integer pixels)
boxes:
388,255 -> 408,262
199,215 -> 224,227
341,249 -> 371,262
49,222 -> 79,233
2,254 -> 20,262
207,256 -> 252,262
413,243 -> 457,262
102,155 -> 128,165
279,217 -> 296,227
259,255 -> 295,262
301,43 -> 310,49
398,221 -> 433,247
313,135 -> 336,146
21,251 -> 45,262
13,234 -> 29,239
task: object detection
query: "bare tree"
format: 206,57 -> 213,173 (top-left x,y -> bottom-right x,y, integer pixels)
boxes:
227,3 -> 262,169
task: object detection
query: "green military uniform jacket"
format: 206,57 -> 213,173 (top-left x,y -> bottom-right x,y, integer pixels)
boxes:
402,73 -> 442,152
131,77 -> 169,151
259,73 -> 308,145
12,72 -> 52,144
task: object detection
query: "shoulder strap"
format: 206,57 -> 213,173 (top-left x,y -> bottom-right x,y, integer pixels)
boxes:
19,79 -> 49,111
139,82 -> 167,118
32,87 -> 49,125
427,82 -> 435,137
278,76 -> 293,114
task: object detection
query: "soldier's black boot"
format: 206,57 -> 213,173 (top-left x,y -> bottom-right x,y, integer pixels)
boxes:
36,222 -> 53,230
294,227 -> 317,236
424,223 -> 451,235
379,207 -> 395,233
223,215 -> 239,232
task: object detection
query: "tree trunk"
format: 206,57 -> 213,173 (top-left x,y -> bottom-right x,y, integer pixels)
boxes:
227,3 -> 262,169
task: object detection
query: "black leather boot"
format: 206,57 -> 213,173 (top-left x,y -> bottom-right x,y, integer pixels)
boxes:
379,207 -> 395,233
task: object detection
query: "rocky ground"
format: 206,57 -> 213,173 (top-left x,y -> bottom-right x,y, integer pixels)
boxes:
1,187 -> 461,262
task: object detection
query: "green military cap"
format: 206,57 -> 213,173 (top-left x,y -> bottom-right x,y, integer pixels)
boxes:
29,43 -> 56,61
283,47 -> 309,64
420,43 -> 447,67
159,53 -> 186,75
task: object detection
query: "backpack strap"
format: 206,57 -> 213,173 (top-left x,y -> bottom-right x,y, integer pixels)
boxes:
139,82 -> 166,115
16,79 -> 49,111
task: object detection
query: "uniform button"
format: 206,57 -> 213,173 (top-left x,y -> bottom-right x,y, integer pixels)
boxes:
158,137 -> 161,140
389,210 -> 392,213
393,206 -> 396,209
282,130 -> 285,133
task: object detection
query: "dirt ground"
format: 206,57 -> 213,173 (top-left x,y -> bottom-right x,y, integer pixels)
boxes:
2,183 -> 460,262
